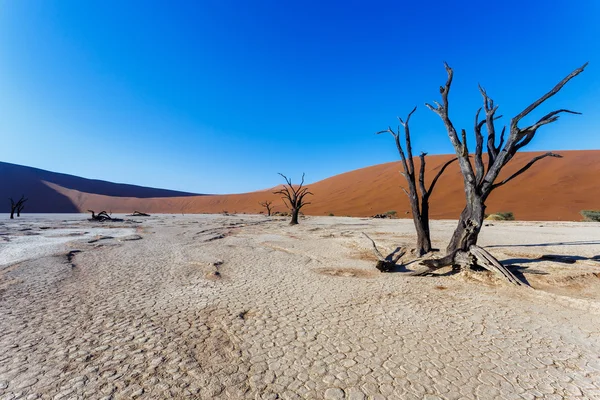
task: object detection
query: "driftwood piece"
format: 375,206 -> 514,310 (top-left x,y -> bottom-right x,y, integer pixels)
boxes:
362,233 -> 405,272
88,210 -> 123,222
128,211 -> 150,217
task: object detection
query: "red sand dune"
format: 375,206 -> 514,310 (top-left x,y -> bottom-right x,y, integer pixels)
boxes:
23,150 -> 600,221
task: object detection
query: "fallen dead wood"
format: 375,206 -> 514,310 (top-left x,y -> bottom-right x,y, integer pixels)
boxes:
88,210 -> 123,222
127,211 -> 151,217
362,233 -> 405,272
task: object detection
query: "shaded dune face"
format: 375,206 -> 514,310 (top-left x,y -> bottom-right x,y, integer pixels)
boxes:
0,162 -> 200,213
2,150 -> 599,221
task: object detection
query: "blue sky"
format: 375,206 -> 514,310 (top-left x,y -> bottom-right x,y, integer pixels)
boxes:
1,1 -> 598,194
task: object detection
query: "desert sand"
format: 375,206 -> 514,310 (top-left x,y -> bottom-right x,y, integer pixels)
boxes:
1,214 -> 600,399
4,150 -> 600,221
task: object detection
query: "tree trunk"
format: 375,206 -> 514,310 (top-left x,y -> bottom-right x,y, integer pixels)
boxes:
446,194 -> 486,253
415,200 -> 432,255
290,208 -> 299,225
10,210 -> 15,219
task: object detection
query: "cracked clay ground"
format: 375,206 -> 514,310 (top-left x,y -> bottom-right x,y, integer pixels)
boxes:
1,214 -> 600,399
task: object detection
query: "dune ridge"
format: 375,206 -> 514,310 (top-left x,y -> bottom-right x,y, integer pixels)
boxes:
4,150 -> 595,221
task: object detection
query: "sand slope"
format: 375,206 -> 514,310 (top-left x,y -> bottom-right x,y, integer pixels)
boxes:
36,150 -> 600,221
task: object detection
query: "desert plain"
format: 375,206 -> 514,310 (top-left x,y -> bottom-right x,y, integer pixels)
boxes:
1,213 -> 600,399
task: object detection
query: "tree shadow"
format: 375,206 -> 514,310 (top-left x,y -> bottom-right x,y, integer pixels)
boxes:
501,254 -> 600,265
486,240 -> 600,249
499,254 -> 600,286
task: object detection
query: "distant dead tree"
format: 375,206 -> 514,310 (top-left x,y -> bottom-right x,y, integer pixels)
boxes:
16,199 -> 27,217
274,173 -> 312,225
377,107 -> 457,256
9,196 -> 27,219
416,62 -> 587,283
259,200 -> 273,216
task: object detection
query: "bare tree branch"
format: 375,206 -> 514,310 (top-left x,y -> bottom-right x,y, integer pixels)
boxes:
510,63 -> 587,132
426,63 -> 475,184
426,157 -> 459,197
362,232 -> 385,261
399,106 -> 418,176
492,152 -> 563,189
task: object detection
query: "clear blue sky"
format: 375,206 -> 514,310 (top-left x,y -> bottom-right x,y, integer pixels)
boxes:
1,1 -> 598,194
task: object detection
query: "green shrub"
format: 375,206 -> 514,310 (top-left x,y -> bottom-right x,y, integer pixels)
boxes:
581,210 -> 600,222
385,210 -> 397,216
328,212 -> 334,216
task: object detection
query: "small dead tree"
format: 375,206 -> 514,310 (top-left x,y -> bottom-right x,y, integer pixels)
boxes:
16,201 -> 26,217
377,107 -> 457,255
274,173 -> 312,225
259,200 -> 273,216
9,196 -> 27,219
418,62 -> 587,282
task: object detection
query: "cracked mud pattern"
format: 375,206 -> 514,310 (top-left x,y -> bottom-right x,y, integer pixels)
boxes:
1,215 -> 600,399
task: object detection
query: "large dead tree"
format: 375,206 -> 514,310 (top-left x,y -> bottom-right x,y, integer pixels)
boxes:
9,196 -> 27,219
259,200 -> 273,216
419,62 -> 587,280
377,107 -> 457,255
274,173 -> 312,225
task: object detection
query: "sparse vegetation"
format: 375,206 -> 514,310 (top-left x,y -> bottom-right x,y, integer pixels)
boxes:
385,210 -> 397,217
581,210 -> 600,222
328,212 -> 334,216
486,212 -> 515,221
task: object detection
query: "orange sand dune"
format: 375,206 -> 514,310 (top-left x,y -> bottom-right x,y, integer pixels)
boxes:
42,150 -> 600,221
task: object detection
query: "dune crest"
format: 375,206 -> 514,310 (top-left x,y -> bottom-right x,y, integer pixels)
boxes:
2,150 -> 600,221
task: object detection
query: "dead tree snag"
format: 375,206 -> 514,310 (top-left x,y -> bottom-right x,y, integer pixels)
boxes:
377,107 -> 457,255
274,173 -> 312,225
420,62 -> 586,282
9,196 -> 27,219
259,200 -> 273,216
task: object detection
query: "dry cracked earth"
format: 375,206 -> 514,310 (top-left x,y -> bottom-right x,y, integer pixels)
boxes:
1,214 -> 600,399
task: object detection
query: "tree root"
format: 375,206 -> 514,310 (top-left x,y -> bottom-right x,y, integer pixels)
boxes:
417,245 -> 523,286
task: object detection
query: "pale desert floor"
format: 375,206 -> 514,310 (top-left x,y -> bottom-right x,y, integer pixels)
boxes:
1,214 -> 600,400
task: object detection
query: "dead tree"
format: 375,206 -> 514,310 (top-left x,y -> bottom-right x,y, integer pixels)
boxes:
9,196 -> 27,219
274,173 -> 312,225
419,62 -> 587,282
259,200 -> 273,216
16,200 -> 26,217
377,107 -> 457,255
